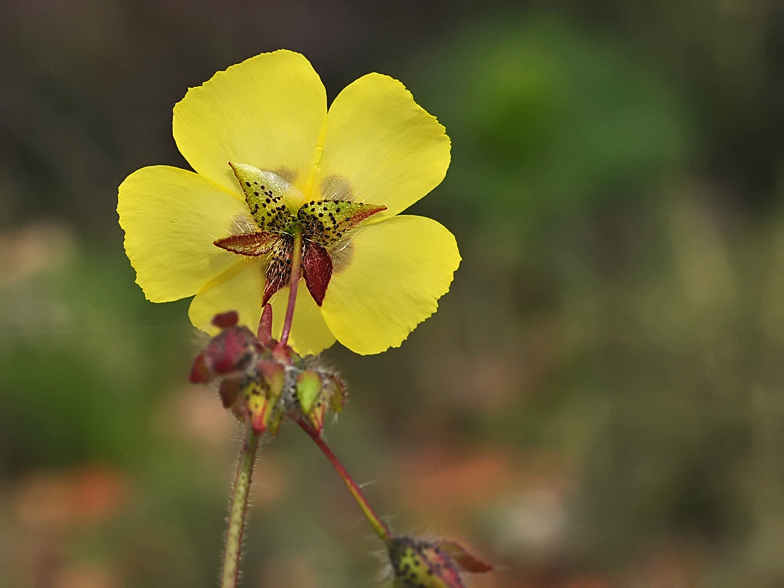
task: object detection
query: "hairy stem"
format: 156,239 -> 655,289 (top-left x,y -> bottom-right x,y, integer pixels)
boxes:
221,426 -> 259,588
296,418 -> 391,542
280,230 -> 303,346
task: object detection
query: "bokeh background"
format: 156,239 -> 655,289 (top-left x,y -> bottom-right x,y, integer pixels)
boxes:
2,1 -> 784,587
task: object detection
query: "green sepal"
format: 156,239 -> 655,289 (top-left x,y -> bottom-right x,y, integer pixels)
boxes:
296,370 -> 323,415
266,403 -> 286,437
229,162 -> 302,232
297,200 -> 386,247
326,374 -> 347,413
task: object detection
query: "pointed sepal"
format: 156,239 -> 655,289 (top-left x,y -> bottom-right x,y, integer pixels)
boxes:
297,201 -> 386,247
296,370 -> 322,415
302,241 -> 333,306
229,162 -> 303,231
214,231 -> 278,256
324,374 -> 347,413
435,541 -> 494,574
218,378 -> 241,409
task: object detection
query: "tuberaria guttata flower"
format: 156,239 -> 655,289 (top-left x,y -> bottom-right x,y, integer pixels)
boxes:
118,50 -> 459,355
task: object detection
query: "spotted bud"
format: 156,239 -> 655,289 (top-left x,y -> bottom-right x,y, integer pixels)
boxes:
387,536 -> 493,588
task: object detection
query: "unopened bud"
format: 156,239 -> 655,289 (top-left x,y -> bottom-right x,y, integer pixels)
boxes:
188,323 -> 259,384
387,536 -> 493,588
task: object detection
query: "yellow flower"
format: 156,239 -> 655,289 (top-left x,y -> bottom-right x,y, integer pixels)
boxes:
118,50 -> 459,355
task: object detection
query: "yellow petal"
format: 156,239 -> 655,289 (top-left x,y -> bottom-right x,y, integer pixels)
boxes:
321,216 -> 460,355
314,73 -> 451,219
173,50 -> 327,195
270,283 -> 336,355
118,165 -> 248,302
188,260 -> 264,335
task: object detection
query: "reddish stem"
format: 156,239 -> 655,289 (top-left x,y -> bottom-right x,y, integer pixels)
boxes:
280,230 -> 302,347
296,418 -> 391,542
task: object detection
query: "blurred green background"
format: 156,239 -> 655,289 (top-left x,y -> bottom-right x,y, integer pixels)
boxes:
2,1 -> 784,587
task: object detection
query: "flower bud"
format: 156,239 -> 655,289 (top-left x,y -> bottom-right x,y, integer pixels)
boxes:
387,536 -> 493,588
188,320 -> 259,384
189,312 -> 351,438
244,361 -> 285,435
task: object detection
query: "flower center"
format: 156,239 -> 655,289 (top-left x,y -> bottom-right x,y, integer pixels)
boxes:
213,162 -> 386,307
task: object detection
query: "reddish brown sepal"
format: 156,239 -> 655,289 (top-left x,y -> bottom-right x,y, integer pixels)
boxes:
302,241 -> 333,306
437,541 -> 494,574
188,353 -> 212,383
258,304 -> 273,344
214,232 -> 277,256
212,310 -> 239,329
347,203 -> 386,225
218,378 -> 241,408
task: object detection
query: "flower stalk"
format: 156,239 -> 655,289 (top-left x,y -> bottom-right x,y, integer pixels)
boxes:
280,229 -> 302,347
221,425 -> 259,588
296,417 -> 391,542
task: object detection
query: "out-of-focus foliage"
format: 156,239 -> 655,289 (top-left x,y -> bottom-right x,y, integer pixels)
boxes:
3,1 -> 784,587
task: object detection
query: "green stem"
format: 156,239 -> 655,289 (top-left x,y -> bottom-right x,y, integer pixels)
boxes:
280,230 -> 303,346
221,426 -> 259,588
296,418 -> 391,543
